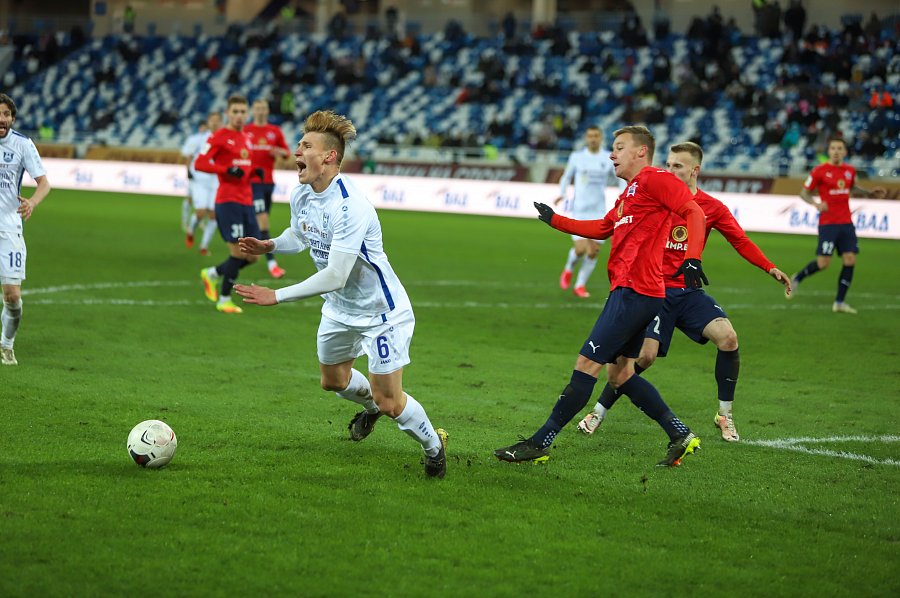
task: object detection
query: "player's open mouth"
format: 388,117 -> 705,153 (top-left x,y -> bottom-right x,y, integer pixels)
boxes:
297,160 -> 307,175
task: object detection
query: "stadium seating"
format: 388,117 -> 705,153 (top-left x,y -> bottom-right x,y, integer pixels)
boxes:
7,22 -> 898,177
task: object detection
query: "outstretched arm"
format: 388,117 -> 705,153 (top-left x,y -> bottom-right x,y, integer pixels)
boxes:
234,250 -> 356,306
239,226 -> 305,256
534,202 -> 614,239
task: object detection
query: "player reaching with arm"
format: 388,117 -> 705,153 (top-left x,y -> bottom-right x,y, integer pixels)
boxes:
553,126 -> 619,298
180,111 -> 222,256
233,110 -> 448,478
577,142 -> 791,442
195,95 -> 259,314
0,93 -> 51,365
494,126 -> 708,467
244,99 -> 291,279
787,136 -> 885,314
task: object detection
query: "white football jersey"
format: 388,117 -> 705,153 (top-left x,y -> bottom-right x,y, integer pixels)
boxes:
559,147 -> 616,219
287,173 -> 412,324
0,129 -> 45,233
180,131 -> 218,188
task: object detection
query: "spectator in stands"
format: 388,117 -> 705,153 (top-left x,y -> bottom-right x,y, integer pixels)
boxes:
328,7 -> 350,39
502,12 -> 517,39
869,88 -> 894,109
783,1 -> 806,42
385,5 -> 400,39
863,12 -> 882,41
124,5 -> 136,34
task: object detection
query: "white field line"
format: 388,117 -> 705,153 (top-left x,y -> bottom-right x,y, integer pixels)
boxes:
744,435 -> 900,467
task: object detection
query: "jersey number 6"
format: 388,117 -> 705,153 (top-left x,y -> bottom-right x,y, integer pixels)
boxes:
376,336 -> 390,359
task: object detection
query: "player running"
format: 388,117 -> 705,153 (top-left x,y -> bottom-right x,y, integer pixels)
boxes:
554,126 -> 620,298
180,111 -> 222,256
787,136 -> 884,314
233,110 -> 448,478
577,142 -> 792,442
494,126 -> 708,467
0,93 -> 51,365
195,94 -> 259,314
244,99 -> 291,279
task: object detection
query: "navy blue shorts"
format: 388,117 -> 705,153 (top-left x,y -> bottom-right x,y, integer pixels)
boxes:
816,224 -> 858,256
645,288 -> 728,357
215,202 -> 261,243
251,183 -> 275,215
580,288 -> 664,364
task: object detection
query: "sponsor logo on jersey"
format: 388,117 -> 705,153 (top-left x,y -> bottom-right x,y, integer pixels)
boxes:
837,179 -> 846,189
614,215 -> 633,229
240,149 -> 249,159
671,225 -> 688,242
617,200 -> 624,218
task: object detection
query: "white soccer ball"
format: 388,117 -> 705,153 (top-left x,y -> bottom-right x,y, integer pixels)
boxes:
127,420 -> 177,469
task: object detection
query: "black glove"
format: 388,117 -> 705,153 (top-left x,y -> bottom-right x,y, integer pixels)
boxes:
674,258 -> 709,288
253,168 -> 265,180
226,166 -> 245,179
534,202 -> 556,225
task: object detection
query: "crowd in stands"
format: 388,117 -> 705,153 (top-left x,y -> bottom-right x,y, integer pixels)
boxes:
2,4 -> 897,176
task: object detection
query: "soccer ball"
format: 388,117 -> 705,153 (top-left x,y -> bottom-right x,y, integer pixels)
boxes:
127,420 -> 177,468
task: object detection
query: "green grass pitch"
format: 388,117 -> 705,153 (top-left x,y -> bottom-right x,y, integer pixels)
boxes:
1,188 -> 898,596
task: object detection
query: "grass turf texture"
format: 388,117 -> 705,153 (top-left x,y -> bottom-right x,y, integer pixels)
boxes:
1,189 -> 898,597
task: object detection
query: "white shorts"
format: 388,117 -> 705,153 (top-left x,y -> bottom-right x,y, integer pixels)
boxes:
0,231 -> 26,284
570,235 -> 606,244
317,308 -> 415,375
190,181 -> 217,211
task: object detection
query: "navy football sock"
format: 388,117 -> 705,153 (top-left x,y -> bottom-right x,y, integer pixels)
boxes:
530,370 -> 598,449
715,349 -> 740,402
836,265 -> 854,303
261,228 -> 275,263
596,363 -> 645,410
220,257 -> 248,297
795,260 -> 820,282
618,375 -> 689,441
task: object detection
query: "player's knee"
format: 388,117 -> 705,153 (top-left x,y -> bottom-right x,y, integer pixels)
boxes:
636,352 -> 656,370
817,257 -> 831,269
717,330 -> 738,351
2,288 -> 21,305
320,376 -> 346,392
372,393 -> 403,418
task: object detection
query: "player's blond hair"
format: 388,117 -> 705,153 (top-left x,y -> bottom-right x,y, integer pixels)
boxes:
303,110 -> 357,165
613,125 -> 655,162
670,141 -> 704,165
227,94 -> 248,108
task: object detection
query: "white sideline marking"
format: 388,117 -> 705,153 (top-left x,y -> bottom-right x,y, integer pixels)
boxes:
744,435 -> 900,467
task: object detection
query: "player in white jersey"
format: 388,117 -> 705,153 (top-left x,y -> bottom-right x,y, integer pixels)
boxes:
234,110 -> 448,478
0,94 -> 51,365
180,111 -> 222,256
553,126 -> 620,298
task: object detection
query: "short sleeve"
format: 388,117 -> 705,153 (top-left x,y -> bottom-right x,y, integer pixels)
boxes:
23,139 -> 46,179
803,166 -> 820,190
329,199 -> 371,255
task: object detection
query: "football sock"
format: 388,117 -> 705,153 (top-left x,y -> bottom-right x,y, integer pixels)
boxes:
594,362 -> 645,411
260,228 -> 276,263
575,255 -> 598,288
715,348 -> 740,402
394,394 -> 442,457
618,374 -> 688,441
188,213 -> 199,235
220,256 -> 248,297
564,247 -> 581,272
836,265 -> 854,303
1,299 -> 22,348
718,400 -> 733,415
794,260 -> 820,282
531,370 -> 597,449
335,368 -> 378,413
200,218 -> 217,249
181,198 -> 192,231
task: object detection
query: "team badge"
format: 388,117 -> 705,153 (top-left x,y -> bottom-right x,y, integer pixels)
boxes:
301,222 -> 307,232
626,182 -> 638,197
323,213 -> 330,228
2,152 -> 13,162
240,149 -> 249,158
671,225 -> 688,242
837,179 -> 845,189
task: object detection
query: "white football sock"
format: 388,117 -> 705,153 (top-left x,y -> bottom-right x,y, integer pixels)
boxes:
564,247 -> 581,272
592,403 -> 608,419
1,299 -> 22,348
335,368 -> 378,413
394,394 -> 441,456
205,266 -> 220,280
200,218 -> 217,250
575,255 -> 598,288
181,198 -> 192,231
188,213 -> 199,234
718,400 -> 733,416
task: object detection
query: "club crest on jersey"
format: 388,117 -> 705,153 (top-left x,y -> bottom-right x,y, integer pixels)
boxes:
837,179 -> 846,189
2,152 -> 12,162
625,182 -> 638,197
240,149 -> 249,158
844,171 -> 852,180
322,213 -> 330,228
671,225 -> 688,242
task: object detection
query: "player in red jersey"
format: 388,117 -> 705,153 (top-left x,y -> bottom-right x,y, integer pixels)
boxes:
244,99 -> 291,279
577,142 -> 792,442
787,136 -> 885,314
494,126 -> 708,467
194,94 -> 261,314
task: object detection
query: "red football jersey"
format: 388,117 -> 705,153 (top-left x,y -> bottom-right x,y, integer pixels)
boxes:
195,127 -> 253,205
664,189 -> 775,288
243,123 -> 290,184
804,162 -> 856,225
